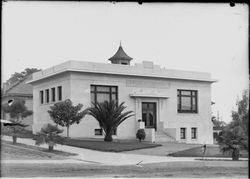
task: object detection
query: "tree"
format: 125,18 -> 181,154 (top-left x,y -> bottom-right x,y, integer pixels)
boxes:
217,89 -> 249,160
2,99 -> 33,144
48,99 -> 87,138
212,118 -> 227,128
5,68 -> 41,85
35,123 -> 64,151
87,100 -> 134,142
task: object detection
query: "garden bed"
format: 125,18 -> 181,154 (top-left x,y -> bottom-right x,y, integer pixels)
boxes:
63,138 -> 161,152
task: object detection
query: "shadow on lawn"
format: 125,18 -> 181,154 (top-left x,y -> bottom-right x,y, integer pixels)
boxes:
168,145 -> 248,158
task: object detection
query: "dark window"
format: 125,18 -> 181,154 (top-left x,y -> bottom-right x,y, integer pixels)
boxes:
95,129 -> 103,136
90,85 -> 118,104
51,88 -> 55,102
40,91 -> 44,104
57,86 -> 62,101
180,128 -> 186,139
177,89 -> 198,113
45,89 -> 49,103
191,127 -> 197,139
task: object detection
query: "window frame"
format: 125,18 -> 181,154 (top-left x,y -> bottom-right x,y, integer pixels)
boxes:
51,87 -> 56,102
191,127 -> 197,139
45,89 -> 50,103
90,85 -> 118,104
94,129 -> 103,136
180,128 -> 186,139
40,90 -> 44,104
177,89 -> 198,113
57,86 -> 62,101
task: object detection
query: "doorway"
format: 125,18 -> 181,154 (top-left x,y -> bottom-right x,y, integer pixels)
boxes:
142,102 -> 157,131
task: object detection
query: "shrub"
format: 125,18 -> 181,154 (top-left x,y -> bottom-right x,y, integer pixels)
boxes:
136,129 -> 146,142
35,124 -> 64,151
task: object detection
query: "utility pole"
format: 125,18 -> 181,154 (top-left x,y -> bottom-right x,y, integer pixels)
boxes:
217,111 -> 220,121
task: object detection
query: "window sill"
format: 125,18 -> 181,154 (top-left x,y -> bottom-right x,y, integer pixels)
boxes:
40,100 -> 62,106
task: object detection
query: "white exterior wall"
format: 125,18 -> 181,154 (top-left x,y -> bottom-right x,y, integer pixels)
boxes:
32,73 -> 71,136
32,71 -> 213,144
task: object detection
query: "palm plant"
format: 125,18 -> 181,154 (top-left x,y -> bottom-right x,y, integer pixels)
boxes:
87,100 -> 134,142
35,123 -> 64,151
217,121 -> 247,161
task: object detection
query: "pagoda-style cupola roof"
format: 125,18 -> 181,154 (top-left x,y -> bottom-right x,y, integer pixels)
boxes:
108,44 -> 133,65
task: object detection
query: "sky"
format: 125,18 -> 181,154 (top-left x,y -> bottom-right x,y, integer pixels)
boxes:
2,2 -> 249,123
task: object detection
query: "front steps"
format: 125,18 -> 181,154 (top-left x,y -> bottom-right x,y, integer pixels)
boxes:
155,131 -> 176,143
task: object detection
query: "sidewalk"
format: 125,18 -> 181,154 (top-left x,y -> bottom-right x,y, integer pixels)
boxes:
2,136 -> 247,166
2,136 -> 197,166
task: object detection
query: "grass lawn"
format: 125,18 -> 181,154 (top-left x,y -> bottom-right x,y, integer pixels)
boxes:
2,141 -> 76,160
1,128 -> 35,139
168,145 -> 249,158
63,138 -> 161,152
2,129 -> 161,152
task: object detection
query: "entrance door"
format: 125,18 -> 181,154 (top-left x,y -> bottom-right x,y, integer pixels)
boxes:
142,102 -> 157,131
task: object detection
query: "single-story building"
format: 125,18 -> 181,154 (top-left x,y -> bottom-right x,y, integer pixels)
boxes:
2,75 -> 33,131
27,45 -> 216,144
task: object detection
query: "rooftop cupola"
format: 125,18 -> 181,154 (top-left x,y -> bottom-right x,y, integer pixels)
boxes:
108,43 -> 133,65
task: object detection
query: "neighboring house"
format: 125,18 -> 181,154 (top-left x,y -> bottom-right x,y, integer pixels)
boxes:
28,45 -> 216,144
1,75 -> 33,131
213,126 -> 223,144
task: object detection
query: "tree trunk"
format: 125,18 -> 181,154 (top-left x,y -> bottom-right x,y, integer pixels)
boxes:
12,136 -> 17,144
67,126 -> 69,138
104,134 -> 113,142
232,149 -> 239,161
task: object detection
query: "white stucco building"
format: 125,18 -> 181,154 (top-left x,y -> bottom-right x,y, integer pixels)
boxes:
28,45 -> 216,144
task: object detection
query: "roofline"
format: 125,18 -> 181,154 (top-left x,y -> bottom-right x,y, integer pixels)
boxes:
3,74 -> 32,93
2,93 -> 33,98
27,68 -> 217,84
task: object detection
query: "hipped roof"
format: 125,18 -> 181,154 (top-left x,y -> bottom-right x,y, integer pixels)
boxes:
108,45 -> 133,61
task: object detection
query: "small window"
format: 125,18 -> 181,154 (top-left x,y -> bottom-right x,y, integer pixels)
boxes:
45,89 -> 49,103
57,86 -> 62,101
40,91 -> 44,104
180,128 -> 186,139
121,62 -> 128,65
191,127 -> 197,139
95,129 -> 103,136
51,88 -> 55,102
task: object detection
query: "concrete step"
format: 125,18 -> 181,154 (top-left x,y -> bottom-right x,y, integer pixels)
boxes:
155,133 -> 176,143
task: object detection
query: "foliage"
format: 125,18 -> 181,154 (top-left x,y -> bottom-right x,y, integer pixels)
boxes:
212,118 -> 226,128
87,100 -> 134,142
48,99 -> 87,138
2,99 -> 33,120
136,129 -> 146,142
5,68 -> 41,85
35,123 -> 64,151
217,89 -> 249,160
2,99 -> 33,144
